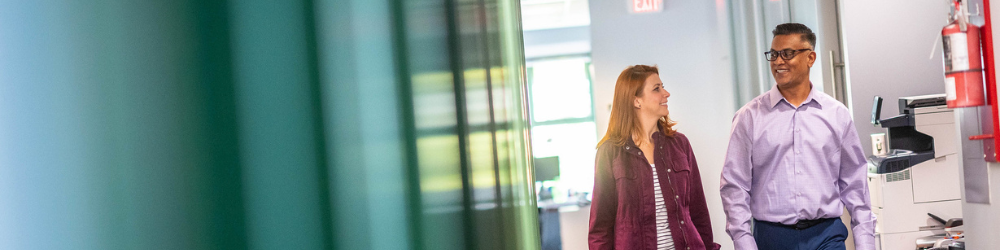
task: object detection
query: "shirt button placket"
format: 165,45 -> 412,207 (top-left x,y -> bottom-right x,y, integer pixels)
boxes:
795,127 -> 801,155
793,115 -> 800,155
791,113 -> 799,206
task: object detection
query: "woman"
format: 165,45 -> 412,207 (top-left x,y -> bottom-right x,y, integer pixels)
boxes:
589,65 -> 719,250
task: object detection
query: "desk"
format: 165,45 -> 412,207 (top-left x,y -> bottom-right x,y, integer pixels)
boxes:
538,194 -> 591,250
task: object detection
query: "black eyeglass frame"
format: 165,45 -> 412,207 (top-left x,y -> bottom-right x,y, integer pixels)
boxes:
764,48 -> 813,61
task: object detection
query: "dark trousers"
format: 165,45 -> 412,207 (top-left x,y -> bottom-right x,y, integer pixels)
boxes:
753,218 -> 848,250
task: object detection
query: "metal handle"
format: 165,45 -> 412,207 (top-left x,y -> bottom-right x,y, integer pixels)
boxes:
970,134 -> 994,140
829,50 -> 846,102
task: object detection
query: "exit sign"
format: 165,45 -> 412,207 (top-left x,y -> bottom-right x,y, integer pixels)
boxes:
632,0 -> 663,13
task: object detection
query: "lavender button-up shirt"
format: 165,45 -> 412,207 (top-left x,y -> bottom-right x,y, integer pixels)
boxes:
720,84 -> 876,250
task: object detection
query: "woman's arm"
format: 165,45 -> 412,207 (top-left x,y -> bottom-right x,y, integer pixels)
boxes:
685,138 -> 721,250
588,146 -> 617,250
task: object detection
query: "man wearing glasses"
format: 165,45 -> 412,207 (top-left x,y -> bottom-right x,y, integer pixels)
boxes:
720,23 -> 876,250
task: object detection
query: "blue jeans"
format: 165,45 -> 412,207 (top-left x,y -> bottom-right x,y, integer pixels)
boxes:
753,218 -> 848,250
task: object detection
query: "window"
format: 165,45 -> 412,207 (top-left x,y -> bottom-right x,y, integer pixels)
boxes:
527,56 -> 597,197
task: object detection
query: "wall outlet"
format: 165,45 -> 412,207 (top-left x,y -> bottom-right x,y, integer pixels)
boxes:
871,133 -> 888,156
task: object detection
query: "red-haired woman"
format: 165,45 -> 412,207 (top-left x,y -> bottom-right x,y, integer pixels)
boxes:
589,65 -> 719,250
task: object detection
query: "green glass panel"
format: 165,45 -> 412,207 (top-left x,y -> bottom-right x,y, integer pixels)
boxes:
403,0 -> 468,247
0,0 -> 537,249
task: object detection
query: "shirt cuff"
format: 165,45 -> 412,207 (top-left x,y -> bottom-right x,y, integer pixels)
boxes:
852,233 -> 876,250
733,234 -> 757,250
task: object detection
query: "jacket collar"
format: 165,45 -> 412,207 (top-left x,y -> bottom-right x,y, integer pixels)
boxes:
623,127 -> 668,153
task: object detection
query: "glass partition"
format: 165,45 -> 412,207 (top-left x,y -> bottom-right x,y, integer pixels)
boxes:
0,0 -> 538,249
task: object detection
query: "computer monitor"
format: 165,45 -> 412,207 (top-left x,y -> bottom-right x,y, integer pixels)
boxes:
533,156 -> 559,182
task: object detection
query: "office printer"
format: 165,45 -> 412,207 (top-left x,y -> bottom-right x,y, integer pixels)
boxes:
867,94 -> 963,250
869,94 -> 946,173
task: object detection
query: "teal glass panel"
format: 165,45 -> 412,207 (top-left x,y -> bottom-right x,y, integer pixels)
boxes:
0,0 -> 537,249
229,0 -> 330,249
318,0 -> 412,249
0,1 -> 246,249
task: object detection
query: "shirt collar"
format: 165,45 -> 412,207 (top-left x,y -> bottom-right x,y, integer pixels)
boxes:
767,82 -> 823,109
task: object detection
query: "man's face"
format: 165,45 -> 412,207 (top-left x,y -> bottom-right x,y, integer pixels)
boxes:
769,34 -> 815,88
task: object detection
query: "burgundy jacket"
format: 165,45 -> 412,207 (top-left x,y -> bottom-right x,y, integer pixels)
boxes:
589,132 -> 720,250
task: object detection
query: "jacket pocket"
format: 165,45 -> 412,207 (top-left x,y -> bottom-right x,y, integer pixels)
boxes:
668,157 -> 692,206
612,162 -> 636,180
612,156 -> 640,224
612,157 -> 639,201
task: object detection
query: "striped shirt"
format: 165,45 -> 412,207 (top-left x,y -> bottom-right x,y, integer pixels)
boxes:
650,164 -> 674,250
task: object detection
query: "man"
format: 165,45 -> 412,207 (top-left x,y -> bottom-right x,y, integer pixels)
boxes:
720,23 -> 876,250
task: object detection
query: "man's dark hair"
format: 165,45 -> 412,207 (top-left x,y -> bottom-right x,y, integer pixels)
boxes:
772,23 -> 816,48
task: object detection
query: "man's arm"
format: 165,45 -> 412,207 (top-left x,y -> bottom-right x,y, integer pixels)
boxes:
589,146 -> 617,250
720,109 -> 757,250
838,118 -> 877,250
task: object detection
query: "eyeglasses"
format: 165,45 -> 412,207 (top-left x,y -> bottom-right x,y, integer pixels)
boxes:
764,48 -> 812,61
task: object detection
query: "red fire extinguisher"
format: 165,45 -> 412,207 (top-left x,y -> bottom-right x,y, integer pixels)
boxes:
943,0 -> 986,108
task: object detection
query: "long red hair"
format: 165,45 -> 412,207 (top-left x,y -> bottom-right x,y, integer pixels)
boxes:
597,65 -> 676,148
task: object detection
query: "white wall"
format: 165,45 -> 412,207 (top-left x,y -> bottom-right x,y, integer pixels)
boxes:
588,1 -> 737,249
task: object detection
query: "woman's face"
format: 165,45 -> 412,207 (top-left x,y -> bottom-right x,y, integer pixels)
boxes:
634,73 -> 670,118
